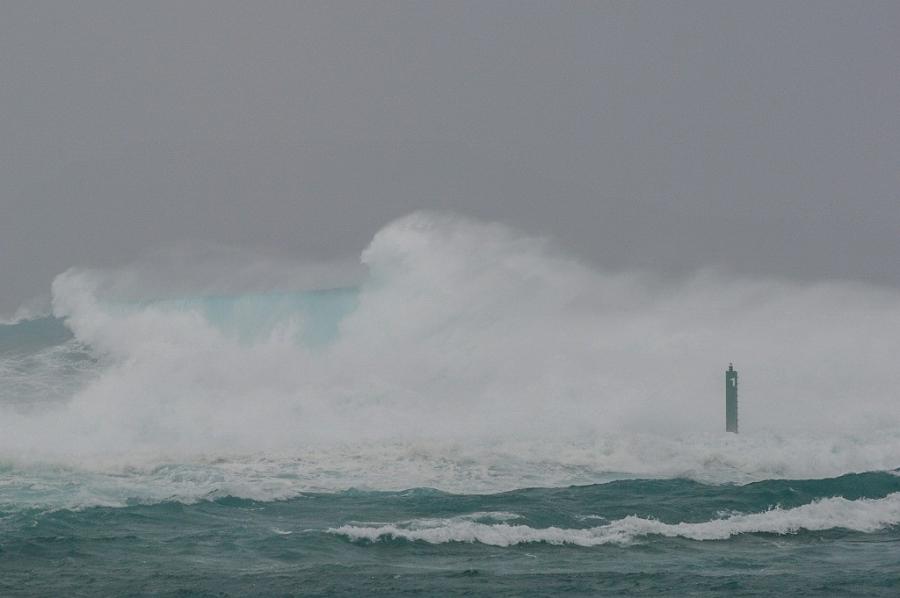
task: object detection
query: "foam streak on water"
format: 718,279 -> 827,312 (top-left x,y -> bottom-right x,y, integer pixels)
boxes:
330,493 -> 900,546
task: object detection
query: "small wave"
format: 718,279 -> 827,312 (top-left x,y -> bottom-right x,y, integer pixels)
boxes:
0,299 -> 51,327
329,493 -> 900,546
271,527 -> 294,535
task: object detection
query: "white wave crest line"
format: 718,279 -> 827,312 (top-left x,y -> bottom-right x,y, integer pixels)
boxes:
329,493 -> 900,547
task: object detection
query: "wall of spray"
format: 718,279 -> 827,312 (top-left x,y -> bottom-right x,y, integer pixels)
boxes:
1,211 -> 900,495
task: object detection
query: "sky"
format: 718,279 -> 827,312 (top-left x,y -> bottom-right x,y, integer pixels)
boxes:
1,1 -> 898,314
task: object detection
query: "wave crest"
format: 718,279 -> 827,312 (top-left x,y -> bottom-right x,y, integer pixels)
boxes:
330,493 -> 900,546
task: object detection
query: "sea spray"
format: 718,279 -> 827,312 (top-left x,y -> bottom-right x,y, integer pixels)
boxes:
1,212 -> 900,497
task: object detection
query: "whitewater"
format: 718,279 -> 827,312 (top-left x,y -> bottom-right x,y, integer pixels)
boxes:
330,491 -> 900,546
2,212 -> 899,596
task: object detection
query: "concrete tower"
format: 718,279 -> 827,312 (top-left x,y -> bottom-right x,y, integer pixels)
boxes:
725,363 -> 738,433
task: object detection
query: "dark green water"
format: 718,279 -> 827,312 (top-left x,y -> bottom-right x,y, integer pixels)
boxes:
4,274 -> 900,596
2,472 -> 898,597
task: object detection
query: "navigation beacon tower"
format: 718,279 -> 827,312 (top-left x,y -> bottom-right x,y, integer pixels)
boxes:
725,363 -> 738,433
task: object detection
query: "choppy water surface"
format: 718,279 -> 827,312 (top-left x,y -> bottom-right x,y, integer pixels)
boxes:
2,473 -> 899,596
2,213 -> 900,596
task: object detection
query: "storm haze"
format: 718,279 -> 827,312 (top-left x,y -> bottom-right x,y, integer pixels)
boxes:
2,1 -> 898,314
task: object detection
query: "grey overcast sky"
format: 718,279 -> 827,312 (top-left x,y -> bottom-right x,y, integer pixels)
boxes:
1,1 -> 898,313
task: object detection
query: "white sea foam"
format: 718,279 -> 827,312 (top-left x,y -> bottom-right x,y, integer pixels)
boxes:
3,434 -> 900,511
330,494 -> 900,546
0,340 -> 97,408
2,212 -> 900,506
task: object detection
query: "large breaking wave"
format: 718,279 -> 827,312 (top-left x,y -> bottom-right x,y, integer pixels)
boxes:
2,211 -> 900,506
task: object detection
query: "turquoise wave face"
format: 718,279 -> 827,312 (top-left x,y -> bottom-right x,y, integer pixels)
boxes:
1,472 -> 899,597
0,287 -> 359,351
0,316 -> 73,354
118,287 -> 360,346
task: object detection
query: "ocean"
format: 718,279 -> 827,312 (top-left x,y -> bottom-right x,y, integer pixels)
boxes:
2,213 -> 899,596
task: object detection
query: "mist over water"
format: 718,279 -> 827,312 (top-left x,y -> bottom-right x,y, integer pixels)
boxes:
2,212 -> 900,506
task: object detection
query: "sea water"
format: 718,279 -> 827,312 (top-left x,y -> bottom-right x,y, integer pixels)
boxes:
1,213 -> 899,596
